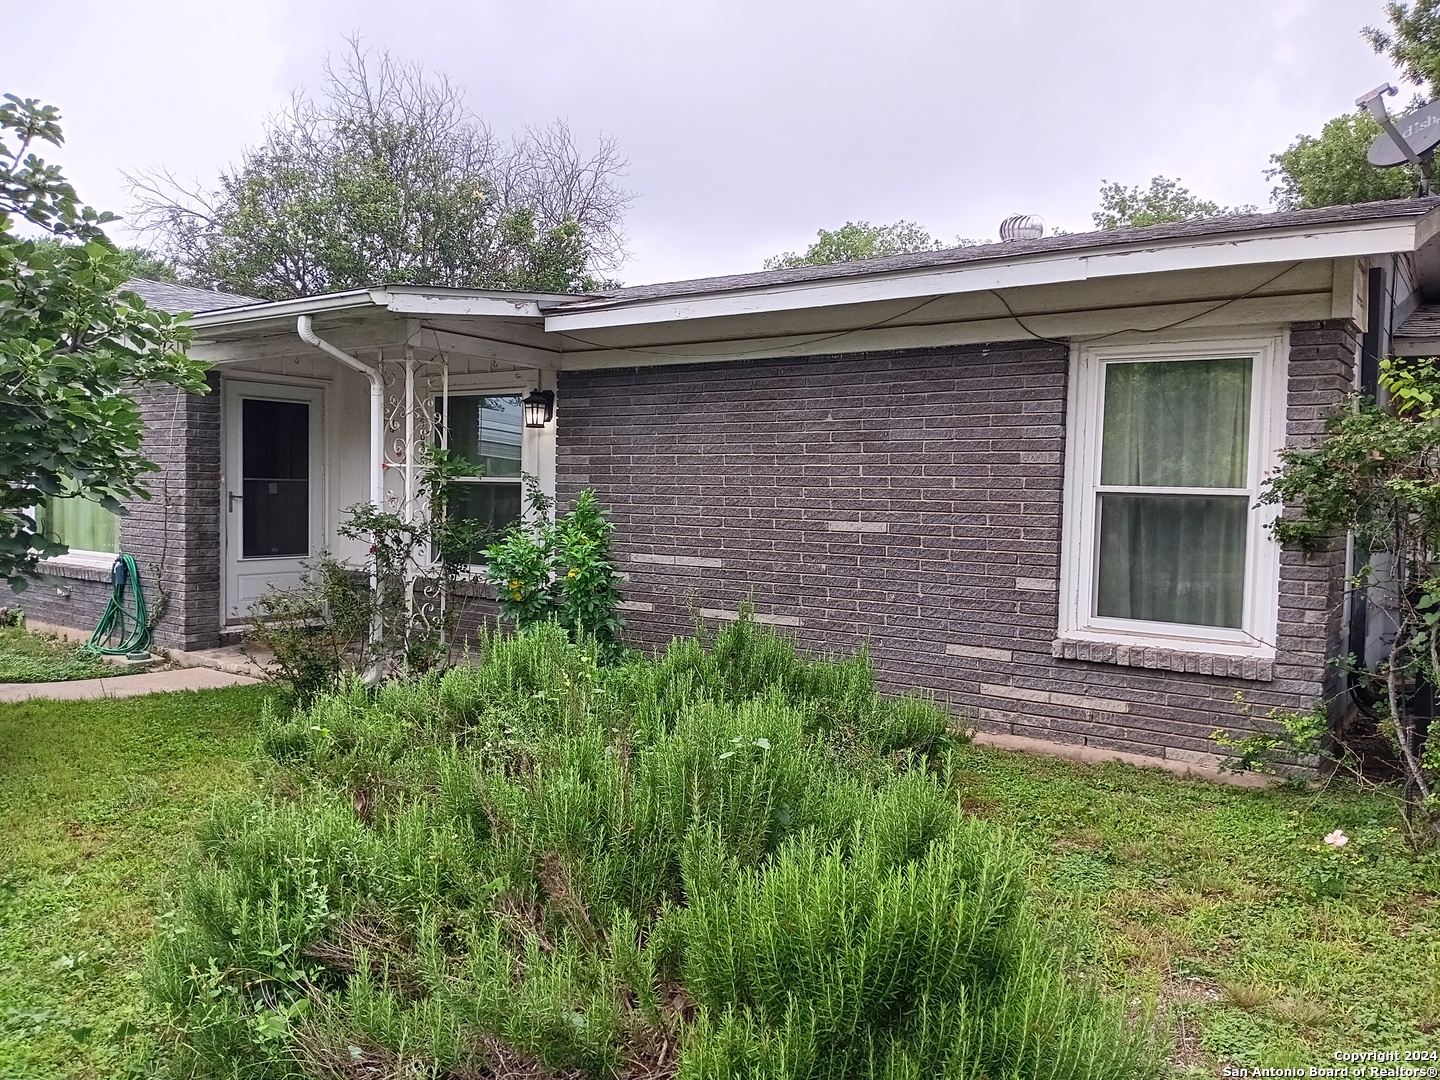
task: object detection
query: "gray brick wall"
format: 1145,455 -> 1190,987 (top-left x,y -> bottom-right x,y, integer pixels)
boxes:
1,563 -> 112,636
556,324 -> 1358,765
1277,320 -> 1359,709
1,376 -> 223,651
122,374 -> 223,650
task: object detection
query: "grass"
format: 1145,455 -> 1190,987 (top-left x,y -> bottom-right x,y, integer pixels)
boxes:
0,684 -> 271,1078
0,623 -> 1437,1077
0,625 -> 130,683
953,748 -> 1440,1069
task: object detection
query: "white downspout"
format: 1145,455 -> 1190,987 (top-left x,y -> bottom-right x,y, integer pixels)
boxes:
296,315 -> 383,512
296,315 -> 386,672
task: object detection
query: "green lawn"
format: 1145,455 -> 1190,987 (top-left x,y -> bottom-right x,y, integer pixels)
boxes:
0,685 -> 270,1078
0,626 -> 128,683
960,749 -> 1440,1068
0,679 -> 1436,1077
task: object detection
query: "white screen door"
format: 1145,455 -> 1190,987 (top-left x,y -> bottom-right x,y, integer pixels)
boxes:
224,381 -> 324,623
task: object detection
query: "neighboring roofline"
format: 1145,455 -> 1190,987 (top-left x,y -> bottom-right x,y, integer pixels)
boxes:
543,201 -> 1440,333
188,283 -> 583,332
120,278 -> 260,314
1392,301 -> 1440,355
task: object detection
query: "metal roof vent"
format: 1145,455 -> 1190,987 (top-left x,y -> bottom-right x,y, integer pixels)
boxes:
999,214 -> 1045,242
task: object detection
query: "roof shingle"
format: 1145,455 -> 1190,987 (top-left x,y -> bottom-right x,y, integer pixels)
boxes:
547,198 -> 1440,313
121,279 -> 260,314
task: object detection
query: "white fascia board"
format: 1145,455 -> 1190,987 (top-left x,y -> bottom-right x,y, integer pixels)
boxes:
381,290 -> 545,318
187,289 -> 380,330
188,287 -> 548,331
544,220 -> 1423,333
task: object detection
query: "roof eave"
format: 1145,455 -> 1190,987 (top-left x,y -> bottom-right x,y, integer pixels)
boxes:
187,288 -> 383,331
187,285 -> 556,334
545,212 -> 1439,333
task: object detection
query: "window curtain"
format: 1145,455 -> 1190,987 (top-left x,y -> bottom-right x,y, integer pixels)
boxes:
40,496 -> 119,554
1100,359 -> 1251,487
1097,494 -> 1247,627
1095,359 -> 1252,628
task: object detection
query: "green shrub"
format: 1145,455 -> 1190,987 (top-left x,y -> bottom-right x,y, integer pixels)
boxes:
484,481 -> 625,658
150,616 -> 1156,1078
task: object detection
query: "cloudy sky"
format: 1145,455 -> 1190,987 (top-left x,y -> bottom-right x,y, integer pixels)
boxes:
7,0 -> 1414,287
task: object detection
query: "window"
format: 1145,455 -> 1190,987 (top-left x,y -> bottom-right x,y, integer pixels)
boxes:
1060,337 -> 1283,655
438,393 -> 524,558
38,495 -> 119,557
241,398 -> 310,558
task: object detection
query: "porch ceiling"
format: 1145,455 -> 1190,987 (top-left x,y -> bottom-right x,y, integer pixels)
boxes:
190,304 -> 559,373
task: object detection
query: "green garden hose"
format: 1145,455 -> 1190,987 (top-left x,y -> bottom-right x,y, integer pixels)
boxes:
82,554 -> 150,657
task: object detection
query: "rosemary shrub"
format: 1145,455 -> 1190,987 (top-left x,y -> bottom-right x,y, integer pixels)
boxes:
152,618 -> 1156,1077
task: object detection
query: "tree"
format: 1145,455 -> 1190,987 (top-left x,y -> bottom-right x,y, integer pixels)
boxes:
0,95 -> 204,586
1268,112 -> 1420,210
1364,1 -> 1440,95
1263,4 -> 1436,212
117,246 -> 178,282
31,238 -> 179,282
1091,176 -> 1254,230
127,39 -> 632,299
764,220 -> 969,270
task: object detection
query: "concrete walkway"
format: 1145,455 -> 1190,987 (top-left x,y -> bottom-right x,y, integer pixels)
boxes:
0,665 -> 259,703
169,644 -> 269,679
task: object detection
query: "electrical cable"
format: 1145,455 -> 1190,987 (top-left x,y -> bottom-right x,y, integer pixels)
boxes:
552,262 -> 1309,363
552,293 -> 952,362
987,261 -> 1308,347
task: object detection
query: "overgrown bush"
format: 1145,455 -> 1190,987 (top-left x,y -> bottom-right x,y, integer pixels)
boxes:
151,618 -> 1157,1078
484,480 -> 624,657
244,553 -> 375,705
1240,356 -> 1440,836
246,448 -> 492,703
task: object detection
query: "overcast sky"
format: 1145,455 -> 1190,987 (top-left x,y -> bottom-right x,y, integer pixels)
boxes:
6,0 -> 1415,287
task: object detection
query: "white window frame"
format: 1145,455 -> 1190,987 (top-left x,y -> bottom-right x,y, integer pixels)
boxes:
1057,332 -> 1286,658
437,371 -> 549,569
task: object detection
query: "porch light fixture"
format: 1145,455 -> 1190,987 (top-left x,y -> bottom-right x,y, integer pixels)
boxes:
522,389 -> 555,428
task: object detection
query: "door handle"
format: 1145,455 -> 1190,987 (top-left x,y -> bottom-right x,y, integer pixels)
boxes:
228,491 -> 243,512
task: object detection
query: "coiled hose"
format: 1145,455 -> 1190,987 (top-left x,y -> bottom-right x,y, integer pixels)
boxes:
81,554 -> 150,656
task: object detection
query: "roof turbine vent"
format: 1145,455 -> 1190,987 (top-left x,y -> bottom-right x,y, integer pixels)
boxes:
999,214 -> 1045,242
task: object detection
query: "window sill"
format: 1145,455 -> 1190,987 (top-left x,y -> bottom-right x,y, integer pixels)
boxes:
1051,637 -> 1274,682
36,552 -> 117,583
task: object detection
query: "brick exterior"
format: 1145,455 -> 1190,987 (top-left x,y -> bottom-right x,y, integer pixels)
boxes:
121,375 -> 224,650
1278,320 -> 1361,710
2,375 -> 223,651
1,560 -> 113,637
556,323 -> 1359,766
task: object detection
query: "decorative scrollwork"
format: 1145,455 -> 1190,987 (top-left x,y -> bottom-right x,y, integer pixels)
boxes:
367,350 -> 453,648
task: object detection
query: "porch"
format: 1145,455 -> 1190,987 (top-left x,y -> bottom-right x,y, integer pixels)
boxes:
194,289 -> 563,637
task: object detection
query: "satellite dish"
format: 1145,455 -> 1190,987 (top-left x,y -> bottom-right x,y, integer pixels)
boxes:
1367,97 -> 1440,167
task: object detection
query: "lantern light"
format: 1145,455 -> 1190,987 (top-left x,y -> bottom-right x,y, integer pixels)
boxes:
522,389 -> 555,428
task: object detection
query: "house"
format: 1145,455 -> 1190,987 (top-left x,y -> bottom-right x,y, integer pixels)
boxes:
13,198 -> 1440,771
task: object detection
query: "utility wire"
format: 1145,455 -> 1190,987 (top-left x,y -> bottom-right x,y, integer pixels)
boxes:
552,262 -> 1309,361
